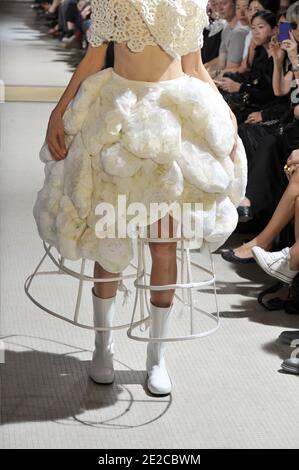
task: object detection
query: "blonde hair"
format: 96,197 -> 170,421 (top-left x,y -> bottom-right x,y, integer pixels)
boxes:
286,1 -> 299,22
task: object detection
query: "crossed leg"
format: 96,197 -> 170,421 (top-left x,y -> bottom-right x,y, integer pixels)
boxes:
232,168 -> 299,259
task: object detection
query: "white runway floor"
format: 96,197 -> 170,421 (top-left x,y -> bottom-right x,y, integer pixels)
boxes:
1,1 -> 299,449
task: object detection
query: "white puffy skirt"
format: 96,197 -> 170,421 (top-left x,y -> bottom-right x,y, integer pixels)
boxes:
34,67 -> 247,273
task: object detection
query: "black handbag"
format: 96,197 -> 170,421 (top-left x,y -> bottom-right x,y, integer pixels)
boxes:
222,90 -> 250,112
257,272 -> 299,315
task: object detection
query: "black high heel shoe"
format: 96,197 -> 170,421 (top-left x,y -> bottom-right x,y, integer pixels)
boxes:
221,249 -> 255,264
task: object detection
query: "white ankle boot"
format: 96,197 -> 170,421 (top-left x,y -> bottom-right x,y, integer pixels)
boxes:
89,288 -> 115,384
146,302 -> 173,396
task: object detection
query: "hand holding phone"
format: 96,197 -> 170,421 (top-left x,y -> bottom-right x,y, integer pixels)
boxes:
278,22 -> 292,43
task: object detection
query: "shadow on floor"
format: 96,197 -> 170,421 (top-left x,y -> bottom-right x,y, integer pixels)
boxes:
0,337 -> 172,429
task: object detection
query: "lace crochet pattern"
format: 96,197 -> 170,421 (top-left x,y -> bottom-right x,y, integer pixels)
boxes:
87,0 -> 157,51
87,0 -> 209,58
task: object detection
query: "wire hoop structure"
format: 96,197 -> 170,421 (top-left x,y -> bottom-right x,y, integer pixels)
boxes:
127,235 -> 220,342
25,234 -> 220,342
24,241 -> 148,332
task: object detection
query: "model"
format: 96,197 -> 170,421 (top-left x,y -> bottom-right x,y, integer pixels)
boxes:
33,0 -> 247,396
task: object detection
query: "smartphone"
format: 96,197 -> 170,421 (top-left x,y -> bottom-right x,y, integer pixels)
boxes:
278,22 -> 292,42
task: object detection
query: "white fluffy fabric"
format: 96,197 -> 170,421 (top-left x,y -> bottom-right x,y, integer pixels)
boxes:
34,67 -> 247,273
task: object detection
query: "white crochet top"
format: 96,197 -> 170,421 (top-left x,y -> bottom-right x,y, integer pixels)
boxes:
87,0 -> 209,59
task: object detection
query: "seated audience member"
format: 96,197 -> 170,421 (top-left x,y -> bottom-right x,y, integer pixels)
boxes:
251,145 -> 299,285
236,0 -> 250,30
61,0 -> 88,48
252,149 -> 299,374
251,146 -> 299,375
79,0 -> 91,47
222,104 -> 299,263
47,0 -> 91,44
220,4 -> 299,228
237,0 -> 280,73
219,10 -> 279,123
56,0 -> 74,38
280,0 -> 299,14
205,0 -> 249,73
272,2 -> 299,98
202,0 -> 227,63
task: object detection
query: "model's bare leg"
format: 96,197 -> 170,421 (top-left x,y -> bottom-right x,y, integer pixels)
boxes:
148,215 -> 177,307
93,262 -> 120,299
233,171 -> 299,258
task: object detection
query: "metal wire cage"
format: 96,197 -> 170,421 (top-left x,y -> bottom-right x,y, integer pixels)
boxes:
24,234 -> 220,342
127,235 -> 220,342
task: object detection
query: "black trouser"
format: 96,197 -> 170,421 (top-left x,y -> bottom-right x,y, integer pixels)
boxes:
238,123 -> 288,217
65,0 -> 78,23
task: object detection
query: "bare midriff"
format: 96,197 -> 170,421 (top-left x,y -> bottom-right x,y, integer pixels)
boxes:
113,42 -> 185,82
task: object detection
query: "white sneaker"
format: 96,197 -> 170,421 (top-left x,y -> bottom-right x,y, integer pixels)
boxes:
281,358 -> 299,374
252,246 -> 298,284
61,34 -> 76,43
